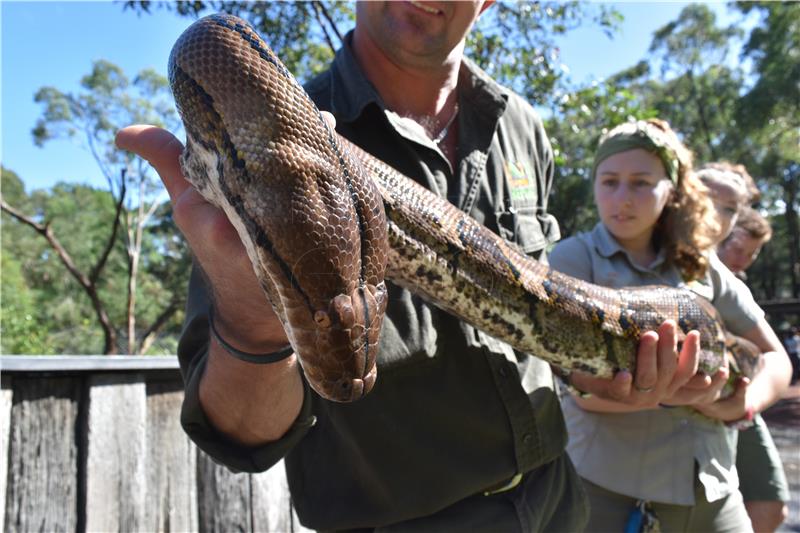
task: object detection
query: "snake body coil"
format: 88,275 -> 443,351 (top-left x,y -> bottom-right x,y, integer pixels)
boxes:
169,14 -> 756,402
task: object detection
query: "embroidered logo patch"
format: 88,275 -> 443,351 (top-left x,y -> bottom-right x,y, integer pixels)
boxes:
504,160 -> 536,204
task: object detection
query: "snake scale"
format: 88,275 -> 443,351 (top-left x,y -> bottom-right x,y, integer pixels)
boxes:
168,14 -> 758,402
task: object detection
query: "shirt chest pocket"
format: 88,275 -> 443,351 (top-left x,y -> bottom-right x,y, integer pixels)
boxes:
495,208 -> 560,254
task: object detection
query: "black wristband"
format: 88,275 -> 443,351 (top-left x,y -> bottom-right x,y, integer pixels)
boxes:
208,307 -> 294,364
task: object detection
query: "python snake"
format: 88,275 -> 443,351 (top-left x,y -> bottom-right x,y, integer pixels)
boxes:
168,14 -> 758,402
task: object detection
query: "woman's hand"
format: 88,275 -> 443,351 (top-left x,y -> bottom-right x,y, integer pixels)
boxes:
691,376 -> 751,423
571,320 -> 708,409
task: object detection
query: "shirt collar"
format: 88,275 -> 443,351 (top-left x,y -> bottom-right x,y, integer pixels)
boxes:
591,223 -> 668,272
327,31 -> 383,122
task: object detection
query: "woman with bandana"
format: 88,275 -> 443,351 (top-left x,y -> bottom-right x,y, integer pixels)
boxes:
549,119 -> 792,532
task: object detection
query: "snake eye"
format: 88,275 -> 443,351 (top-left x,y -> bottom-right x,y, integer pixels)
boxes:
314,310 -> 331,328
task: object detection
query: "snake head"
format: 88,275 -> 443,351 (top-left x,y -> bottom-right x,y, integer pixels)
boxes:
169,14 -> 390,402
289,283 -> 388,401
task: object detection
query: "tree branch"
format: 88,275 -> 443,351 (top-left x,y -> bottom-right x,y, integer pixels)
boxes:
1,198 -> 119,354
137,301 -> 179,355
90,168 -> 127,285
311,1 -> 337,54
313,1 -> 344,51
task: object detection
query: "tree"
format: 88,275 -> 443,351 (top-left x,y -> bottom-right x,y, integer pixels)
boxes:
544,63 -> 657,237
734,1 -> 800,298
644,4 -> 742,162
1,169 -> 52,354
1,61 -> 189,354
126,1 -> 354,82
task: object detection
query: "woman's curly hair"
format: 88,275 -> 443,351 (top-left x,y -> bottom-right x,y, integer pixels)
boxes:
646,119 -> 720,281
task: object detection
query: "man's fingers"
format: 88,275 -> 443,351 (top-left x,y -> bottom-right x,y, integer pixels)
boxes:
115,125 -> 188,202
321,111 -> 337,129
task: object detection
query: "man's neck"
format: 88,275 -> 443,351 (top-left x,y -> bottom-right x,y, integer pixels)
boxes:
351,26 -> 461,119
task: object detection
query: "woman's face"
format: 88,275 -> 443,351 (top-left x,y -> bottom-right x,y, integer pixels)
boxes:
594,148 -> 674,250
704,180 -> 743,244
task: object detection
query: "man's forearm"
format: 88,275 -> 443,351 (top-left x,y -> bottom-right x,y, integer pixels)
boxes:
199,340 -> 305,446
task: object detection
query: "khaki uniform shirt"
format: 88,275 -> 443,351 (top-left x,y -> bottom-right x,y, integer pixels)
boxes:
549,223 -> 763,505
178,33 -> 579,530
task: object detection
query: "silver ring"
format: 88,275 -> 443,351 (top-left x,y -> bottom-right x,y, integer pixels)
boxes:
634,385 -> 655,393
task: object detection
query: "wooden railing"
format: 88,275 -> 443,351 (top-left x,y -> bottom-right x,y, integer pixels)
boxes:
3,356 -> 797,532
0,356 -> 311,533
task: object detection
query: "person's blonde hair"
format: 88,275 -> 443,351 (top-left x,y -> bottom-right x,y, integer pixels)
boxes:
595,119 -> 719,280
695,161 -> 760,204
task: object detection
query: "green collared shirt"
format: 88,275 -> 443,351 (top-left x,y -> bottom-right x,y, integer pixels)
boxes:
179,33 -> 573,530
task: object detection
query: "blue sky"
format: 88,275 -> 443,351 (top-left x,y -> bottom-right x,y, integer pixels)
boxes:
2,1 -> 739,193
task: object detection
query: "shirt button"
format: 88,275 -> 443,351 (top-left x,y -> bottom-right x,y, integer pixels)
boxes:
499,366 -> 509,377
680,419 -> 689,427
523,434 -> 533,444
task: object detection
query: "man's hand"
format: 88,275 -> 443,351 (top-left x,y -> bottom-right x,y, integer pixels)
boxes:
570,321 -> 714,409
115,124 -> 303,445
115,125 -> 285,350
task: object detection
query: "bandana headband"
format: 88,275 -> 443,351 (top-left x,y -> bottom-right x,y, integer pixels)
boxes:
592,120 -> 680,184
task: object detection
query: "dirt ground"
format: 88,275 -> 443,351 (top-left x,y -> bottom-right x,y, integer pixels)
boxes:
763,385 -> 800,533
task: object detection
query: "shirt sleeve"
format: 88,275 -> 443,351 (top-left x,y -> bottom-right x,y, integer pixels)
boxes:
707,253 -> 764,336
177,265 -> 316,473
547,235 -> 594,283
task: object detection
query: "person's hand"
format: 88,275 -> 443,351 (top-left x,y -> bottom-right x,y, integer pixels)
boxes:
115,124 -> 284,351
691,376 -> 751,423
661,366 -> 730,407
571,320 -> 706,408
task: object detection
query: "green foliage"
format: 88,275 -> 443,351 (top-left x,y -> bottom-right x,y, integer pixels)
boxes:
468,2 -> 622,107
544,2 -> 799,300
0,251 -> 51,354
2,167 -> 188,354
125,0 -> 354,81
3,57 -> 189,354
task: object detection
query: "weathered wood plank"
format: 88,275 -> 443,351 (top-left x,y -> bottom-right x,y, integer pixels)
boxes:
197,450 -> 252,532
146,379 -> 199,532
0,376 -> 13,533
85,373 -> 147,532
251,460 -> 295,532
4,376 -> 80,533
